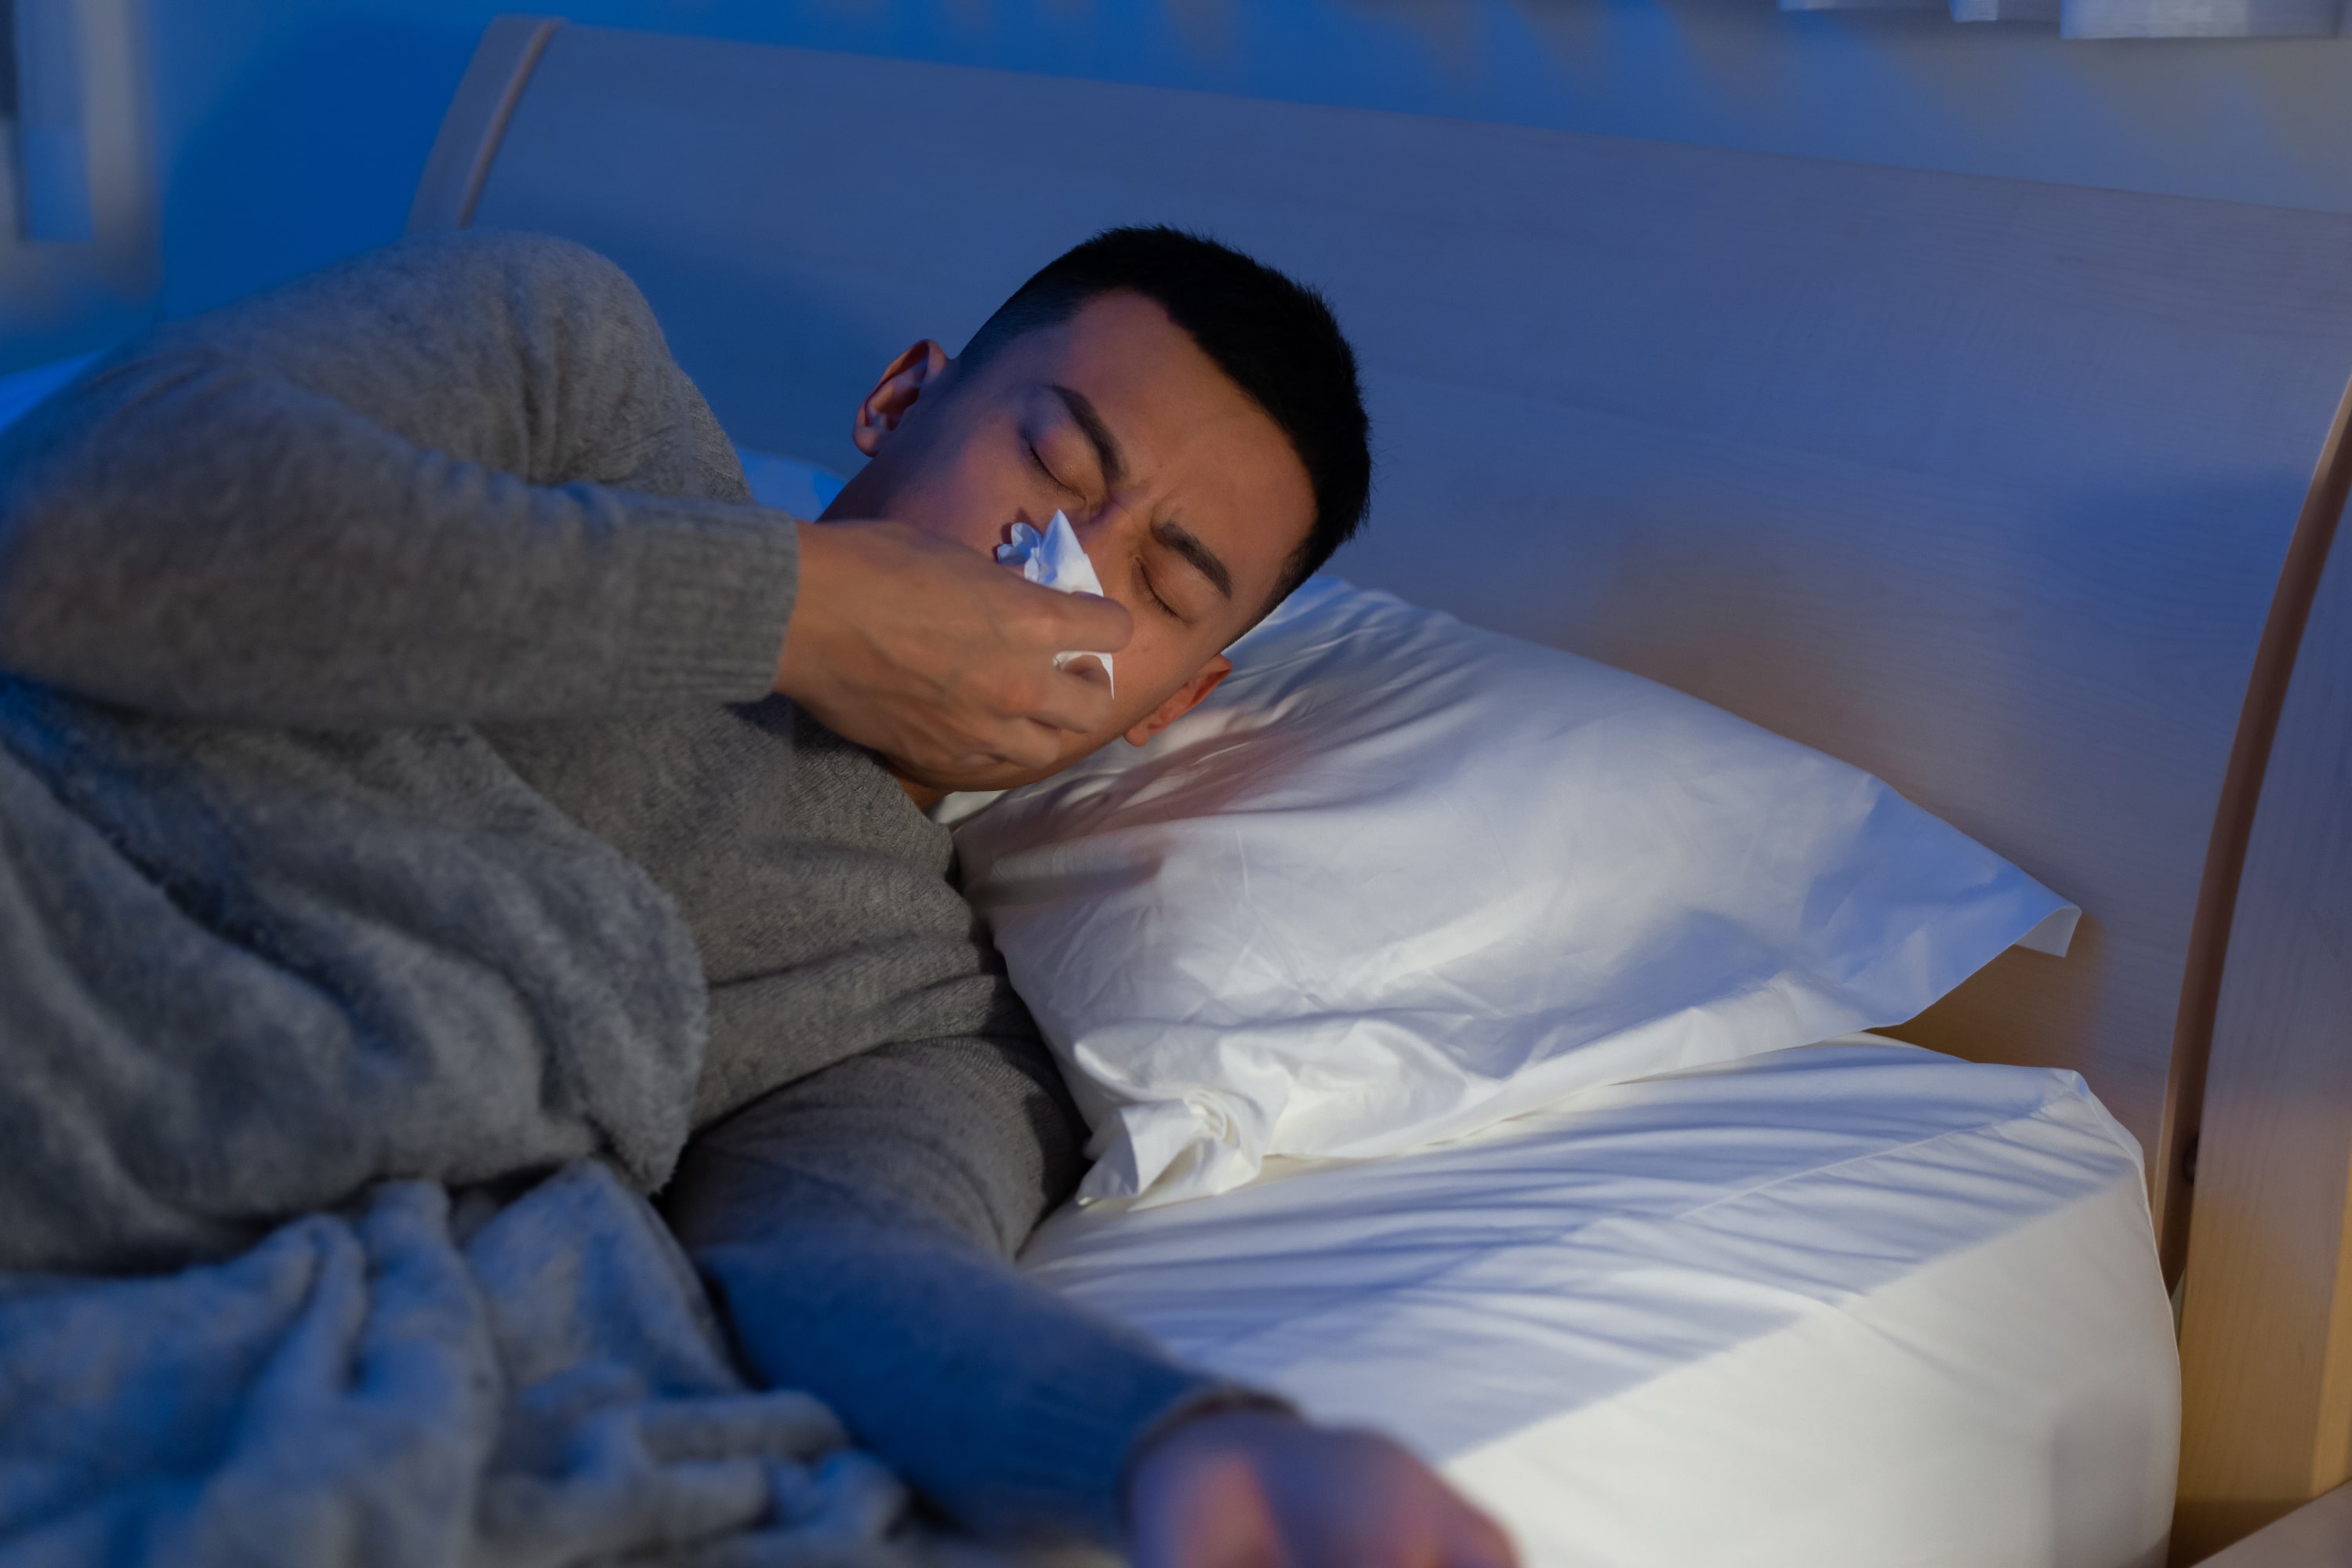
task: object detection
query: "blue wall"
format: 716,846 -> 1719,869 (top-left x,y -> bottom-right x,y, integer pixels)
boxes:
74,2 -> 2352,350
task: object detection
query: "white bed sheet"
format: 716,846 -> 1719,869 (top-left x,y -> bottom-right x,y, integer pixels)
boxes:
1022,1037 -> 2178,1568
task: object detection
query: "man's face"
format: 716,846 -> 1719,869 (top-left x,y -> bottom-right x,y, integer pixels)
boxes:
823,290 -> 1317,794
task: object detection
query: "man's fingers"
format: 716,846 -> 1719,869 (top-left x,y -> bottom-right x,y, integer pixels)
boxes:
988,718 -> 1072,775
779,519 -> 1138,783
1016,584 -> 1133,655
974,653 -> 1115,734
1026,659 -> 1116,734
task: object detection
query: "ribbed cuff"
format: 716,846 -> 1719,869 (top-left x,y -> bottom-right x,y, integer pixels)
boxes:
621,495 -> 799,706
964,1325 -> 1240,1545
695,1229 -> 1254,1548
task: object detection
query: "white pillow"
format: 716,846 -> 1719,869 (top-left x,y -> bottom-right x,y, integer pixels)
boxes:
735,446 -> 846,517
952,578 -> 2076,1207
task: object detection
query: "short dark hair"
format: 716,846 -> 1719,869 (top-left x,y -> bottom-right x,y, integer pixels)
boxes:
960,226 -> 1371,606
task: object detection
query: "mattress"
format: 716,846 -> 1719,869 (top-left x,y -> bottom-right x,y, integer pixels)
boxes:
1021,1037 -> 2178,1568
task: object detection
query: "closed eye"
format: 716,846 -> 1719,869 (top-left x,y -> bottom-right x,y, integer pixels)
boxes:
1028,441 -> 1083,499
1134,560 -> 1182,621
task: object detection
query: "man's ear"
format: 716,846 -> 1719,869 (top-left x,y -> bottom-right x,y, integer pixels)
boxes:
853,340 -> 950,456
1125,656 -> 1232,747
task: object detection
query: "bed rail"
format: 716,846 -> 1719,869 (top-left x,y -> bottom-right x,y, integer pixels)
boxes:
405,15 -> 559,233
2173,372 -> 2352,1561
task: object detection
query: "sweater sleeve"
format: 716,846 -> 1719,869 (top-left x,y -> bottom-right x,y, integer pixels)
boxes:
0,230 -> 797,727
660,1029 -> 1248,1548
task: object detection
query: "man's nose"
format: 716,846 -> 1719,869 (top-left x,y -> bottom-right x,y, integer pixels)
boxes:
1073,497 -> 1144,546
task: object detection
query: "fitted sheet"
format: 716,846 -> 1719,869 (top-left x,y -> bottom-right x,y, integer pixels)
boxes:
1022,1037 -> 2178,1567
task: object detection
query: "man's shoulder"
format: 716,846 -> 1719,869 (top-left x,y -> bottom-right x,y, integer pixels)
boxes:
354,227 -> 636,301
153,229 -> 661,376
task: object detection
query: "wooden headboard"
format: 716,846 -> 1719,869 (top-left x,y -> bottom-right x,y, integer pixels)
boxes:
411,20 -> 2352,1558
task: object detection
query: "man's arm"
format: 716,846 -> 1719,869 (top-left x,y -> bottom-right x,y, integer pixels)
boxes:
0,230 -> 796,727
662,1029 -> 1240,1543
663,1033 -> 1516,1564
0,228 -> 1131,764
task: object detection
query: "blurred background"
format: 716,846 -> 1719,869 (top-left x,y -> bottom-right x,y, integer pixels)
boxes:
2,0 -> 2348,375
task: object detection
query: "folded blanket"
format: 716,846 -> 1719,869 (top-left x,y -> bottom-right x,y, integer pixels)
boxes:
0,1161 -> 913,1567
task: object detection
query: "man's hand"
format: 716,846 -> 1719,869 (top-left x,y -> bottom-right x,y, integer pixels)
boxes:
1128,1409 -> 1519,1568
775,521 -> 1132,785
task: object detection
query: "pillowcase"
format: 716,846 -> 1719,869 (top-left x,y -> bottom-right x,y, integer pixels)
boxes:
950,577 -> 2076,1207
735,446 -> 846,517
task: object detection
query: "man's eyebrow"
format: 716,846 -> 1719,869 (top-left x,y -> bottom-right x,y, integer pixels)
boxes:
1152,519 -> 1233,601
1049,383 -> 1127,489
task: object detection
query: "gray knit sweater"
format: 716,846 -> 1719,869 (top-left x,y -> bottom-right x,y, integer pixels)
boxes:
0,230 -> 1218,1544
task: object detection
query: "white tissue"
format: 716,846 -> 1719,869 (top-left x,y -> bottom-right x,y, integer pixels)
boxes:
996,511 -> 1114,695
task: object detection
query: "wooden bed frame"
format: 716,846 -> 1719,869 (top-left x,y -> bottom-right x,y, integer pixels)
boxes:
410,20 -> 2352,1563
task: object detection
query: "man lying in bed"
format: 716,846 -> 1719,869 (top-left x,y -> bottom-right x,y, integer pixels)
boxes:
0,226 -> 1513,1567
